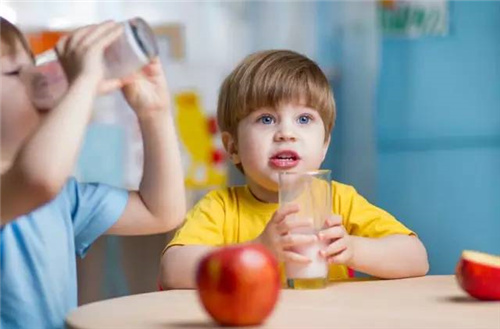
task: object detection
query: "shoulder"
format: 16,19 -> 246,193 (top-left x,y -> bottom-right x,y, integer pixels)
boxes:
202,186 -> 246,205
61,177 -> 125,200
57,177 -> 128,218
331,180 -> 357,196
35,177 -> 81,213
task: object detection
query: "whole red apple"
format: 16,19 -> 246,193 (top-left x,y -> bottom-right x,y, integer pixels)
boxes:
196,244 -> 281,326
456,250 -> 500,300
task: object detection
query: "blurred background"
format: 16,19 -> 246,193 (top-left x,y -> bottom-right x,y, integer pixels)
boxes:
2,0 -> 498,304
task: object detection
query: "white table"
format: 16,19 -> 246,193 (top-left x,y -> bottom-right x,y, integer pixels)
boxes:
66,275 -> 500,328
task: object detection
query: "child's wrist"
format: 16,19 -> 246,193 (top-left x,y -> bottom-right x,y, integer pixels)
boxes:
345,235 -> 358,268
253,234 -> 264,247
254,234 -> 271,251
136,108 -> 171,123
69,74 -> 100,94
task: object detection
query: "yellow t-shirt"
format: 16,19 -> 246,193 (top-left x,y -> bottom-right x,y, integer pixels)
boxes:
167,181 -> 414,280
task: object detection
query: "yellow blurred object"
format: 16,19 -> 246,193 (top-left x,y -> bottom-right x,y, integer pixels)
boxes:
175,91 -> 226,189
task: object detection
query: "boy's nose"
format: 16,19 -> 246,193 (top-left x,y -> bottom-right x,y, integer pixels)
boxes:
274,127 -> 297,142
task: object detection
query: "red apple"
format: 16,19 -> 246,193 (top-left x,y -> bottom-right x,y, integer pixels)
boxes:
456,250 -> 500,300
196,244 -> 281,326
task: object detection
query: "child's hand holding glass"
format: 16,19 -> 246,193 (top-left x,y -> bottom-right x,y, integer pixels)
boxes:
55,21 -> 126,94
256,204 -> 317,264
319,215 -> 354,266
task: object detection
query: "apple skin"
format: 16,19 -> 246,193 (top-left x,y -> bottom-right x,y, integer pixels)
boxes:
196,244 -> 281,326
455,251 -> 500,301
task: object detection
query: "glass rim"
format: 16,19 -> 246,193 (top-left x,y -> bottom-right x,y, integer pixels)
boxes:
278,169 -> 331,177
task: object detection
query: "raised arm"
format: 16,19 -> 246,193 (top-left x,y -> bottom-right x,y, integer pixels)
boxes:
105,58 -> 186,235
1,22 -> 125,223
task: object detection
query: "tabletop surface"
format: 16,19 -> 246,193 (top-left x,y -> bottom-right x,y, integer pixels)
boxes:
66,275 -> 500,329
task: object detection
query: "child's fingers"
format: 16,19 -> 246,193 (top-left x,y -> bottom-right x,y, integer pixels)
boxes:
141,57 -> 162,76
55,35 -> 70,58
87,23 -> 124,53
320,238 -> 347,258
282,251 -> 311,264
66,24 -> 98,52
119,74 -> 138,86
98,79 -> 125,94
276,217 -> 312,235
272,203 -> 300,224
280,233 -> 317,248
76,21 -> 116,49
325,214 -> 342,227
55,22 -> 116,59
327,250 -> 350,265
318,225 -> 345,241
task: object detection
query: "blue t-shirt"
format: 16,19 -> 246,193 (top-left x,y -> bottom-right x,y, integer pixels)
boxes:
0,178 -> 128,329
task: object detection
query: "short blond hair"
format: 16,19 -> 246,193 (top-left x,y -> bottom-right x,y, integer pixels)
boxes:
217,50 -> 336,141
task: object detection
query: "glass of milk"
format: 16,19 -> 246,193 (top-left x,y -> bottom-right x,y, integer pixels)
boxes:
20,17 -> 158,111
279,169 -> 331,289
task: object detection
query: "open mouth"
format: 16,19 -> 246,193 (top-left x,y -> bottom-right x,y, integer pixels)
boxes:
269,150 -> 300,169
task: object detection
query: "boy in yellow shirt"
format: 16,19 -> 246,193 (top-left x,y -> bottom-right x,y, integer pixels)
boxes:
160,50 -> 429,288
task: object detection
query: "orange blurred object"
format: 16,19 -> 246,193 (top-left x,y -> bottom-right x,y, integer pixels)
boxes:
380,0 -> 397,10
27,31 -> 65,56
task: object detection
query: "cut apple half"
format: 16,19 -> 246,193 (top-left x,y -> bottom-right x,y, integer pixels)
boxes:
462,251 -> 500,267
456,250 -> 500,301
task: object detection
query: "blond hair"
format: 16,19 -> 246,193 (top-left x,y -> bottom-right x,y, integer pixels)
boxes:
217,50 -> 336,141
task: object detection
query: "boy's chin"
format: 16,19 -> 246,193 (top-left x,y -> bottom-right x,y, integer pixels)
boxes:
267,177 -> 284,194
249,174 -> 279,193
259,179 -> 279,193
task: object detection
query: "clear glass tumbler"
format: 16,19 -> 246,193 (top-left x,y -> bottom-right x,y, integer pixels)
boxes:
279,169 -> 332,289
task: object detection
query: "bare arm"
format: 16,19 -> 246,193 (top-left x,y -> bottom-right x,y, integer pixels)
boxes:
1,23 -> 124,223
159,205 -> 306,290
157,204 -> 319,290
106,58 -> 186,235
321,215 -> 429,279
160,245 -> 215,289
348,235 -> 429,279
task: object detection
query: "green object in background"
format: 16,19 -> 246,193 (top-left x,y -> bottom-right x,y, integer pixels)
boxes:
379,0 -> 448,37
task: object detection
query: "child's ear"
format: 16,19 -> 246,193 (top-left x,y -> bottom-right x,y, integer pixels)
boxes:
221,132 -> 241,164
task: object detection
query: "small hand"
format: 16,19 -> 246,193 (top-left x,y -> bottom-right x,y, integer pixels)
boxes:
55,21 -> 125,94
257,204 -> 316,263
318,214 -> 354,266
121,57 -> 170,117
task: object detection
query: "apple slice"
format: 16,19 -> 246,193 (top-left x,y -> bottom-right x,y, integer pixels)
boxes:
456,250 -> 500,300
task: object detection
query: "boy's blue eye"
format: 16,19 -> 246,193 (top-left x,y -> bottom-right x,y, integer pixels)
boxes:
258,115 -> 275,125
298,115 -> 312,124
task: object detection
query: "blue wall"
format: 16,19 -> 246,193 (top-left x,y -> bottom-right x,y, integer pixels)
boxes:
377,1 -> 500,274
